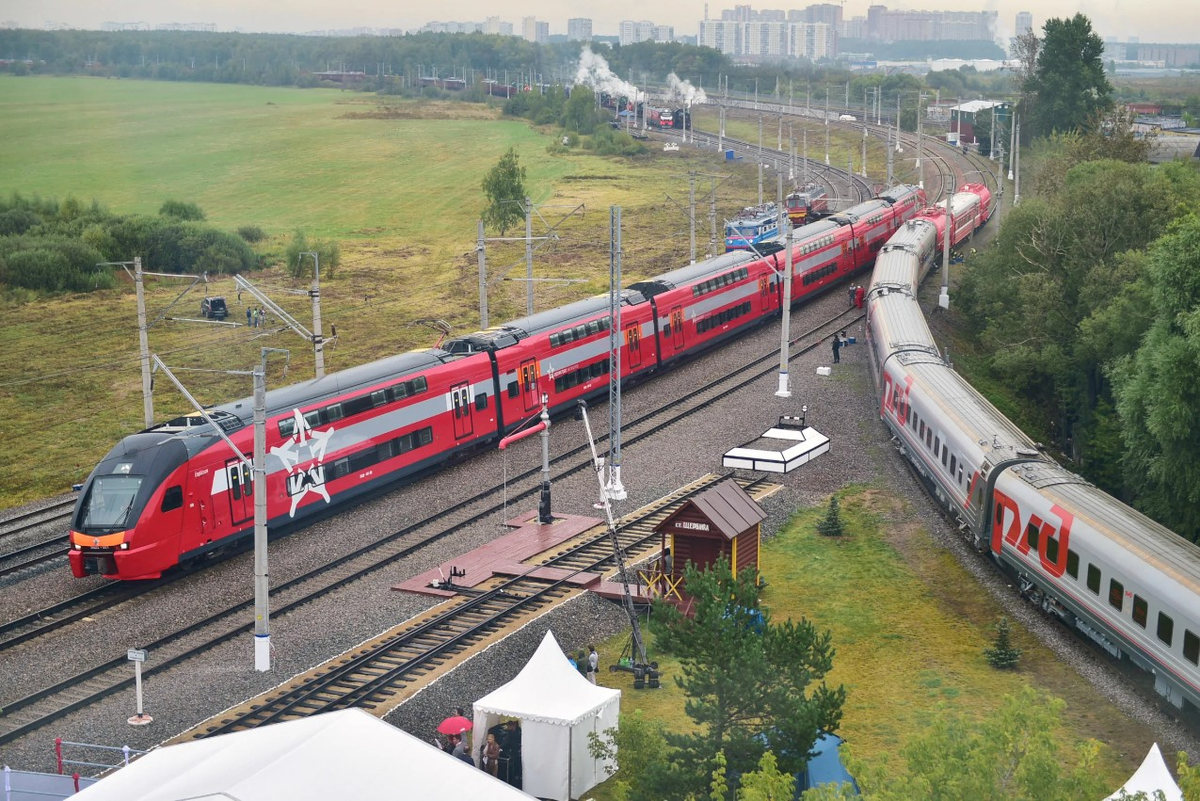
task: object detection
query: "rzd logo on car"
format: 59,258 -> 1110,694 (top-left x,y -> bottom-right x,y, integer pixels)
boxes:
991,490 -> 1073,578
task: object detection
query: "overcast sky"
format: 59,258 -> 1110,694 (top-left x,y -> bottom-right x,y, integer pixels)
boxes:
1,0 -> 1196,46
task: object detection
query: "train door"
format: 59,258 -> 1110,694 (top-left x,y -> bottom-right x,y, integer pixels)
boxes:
224,456 -> 253,526
758,276 -> 771,310
670,307 -> 685,350
625,324 -> 643,369
519,359 -> 540,413
451,382 -> 474,439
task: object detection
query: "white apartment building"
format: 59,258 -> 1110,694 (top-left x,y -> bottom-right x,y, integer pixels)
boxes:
522,16 -> 548,44
568,17 -> 593,41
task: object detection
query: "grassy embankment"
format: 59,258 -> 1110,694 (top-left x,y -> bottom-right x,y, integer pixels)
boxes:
586,486 -> 1151,797
0,76 -> 763,504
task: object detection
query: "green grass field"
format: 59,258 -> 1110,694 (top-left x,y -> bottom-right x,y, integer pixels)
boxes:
0,76 -> 768,503
587,486 -> 1147,797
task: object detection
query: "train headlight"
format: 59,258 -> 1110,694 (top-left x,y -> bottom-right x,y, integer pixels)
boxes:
120,543 -> 130,550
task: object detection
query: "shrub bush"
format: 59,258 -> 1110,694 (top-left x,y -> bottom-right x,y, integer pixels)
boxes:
237,225 -> 267,243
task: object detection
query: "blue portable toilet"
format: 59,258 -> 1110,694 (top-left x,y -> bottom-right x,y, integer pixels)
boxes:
725,149 -> 735,160
801,732 -> 860,795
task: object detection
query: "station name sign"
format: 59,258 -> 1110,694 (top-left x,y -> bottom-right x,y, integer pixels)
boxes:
672,521 -> 711,532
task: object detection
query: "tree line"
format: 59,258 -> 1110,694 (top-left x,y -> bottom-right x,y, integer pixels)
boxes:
0,194 -> 258,294
958,13 -> 1200,541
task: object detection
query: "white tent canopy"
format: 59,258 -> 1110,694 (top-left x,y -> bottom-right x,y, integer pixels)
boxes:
1104,743 -> 1182,801
72,708 -> 531,801
473,630 -> 621,801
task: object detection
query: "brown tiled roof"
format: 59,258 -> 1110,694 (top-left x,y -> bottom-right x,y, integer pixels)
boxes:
660,479 -> 767,540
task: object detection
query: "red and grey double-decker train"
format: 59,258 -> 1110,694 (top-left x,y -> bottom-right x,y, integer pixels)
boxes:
865,183 -> 1200,712
68,184 -> 926,581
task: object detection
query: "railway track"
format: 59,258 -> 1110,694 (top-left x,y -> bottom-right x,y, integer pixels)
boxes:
176,474 -> 777,741
0,499 -> 74,578
0,304 -> 856,748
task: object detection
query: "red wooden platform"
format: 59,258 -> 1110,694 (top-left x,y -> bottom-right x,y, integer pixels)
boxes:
392,510 -> 605,597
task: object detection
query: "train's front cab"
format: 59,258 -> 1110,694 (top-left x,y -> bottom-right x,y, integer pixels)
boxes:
69,423 -> 200,580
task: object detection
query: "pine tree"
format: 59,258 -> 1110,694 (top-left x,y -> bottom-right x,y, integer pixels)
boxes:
816,496 -> 846,537
984,616 -> 1022,669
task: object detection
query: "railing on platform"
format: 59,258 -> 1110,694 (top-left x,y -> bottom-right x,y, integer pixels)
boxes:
54,737 -> 149,785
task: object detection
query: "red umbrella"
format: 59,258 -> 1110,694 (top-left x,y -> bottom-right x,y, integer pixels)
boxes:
437,715 -> 473,735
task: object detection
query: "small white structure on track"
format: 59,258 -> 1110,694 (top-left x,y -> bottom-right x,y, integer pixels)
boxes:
723,414 -> 829,474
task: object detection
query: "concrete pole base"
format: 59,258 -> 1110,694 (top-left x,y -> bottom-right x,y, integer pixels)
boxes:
775,372 -> 792,398
938,288 -> 950,310
605,466 -> 628,501
127,714 -> 153,726
255,633 -> 271,672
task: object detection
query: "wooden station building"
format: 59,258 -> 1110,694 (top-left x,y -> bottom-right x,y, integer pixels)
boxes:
643,479 -> 767,604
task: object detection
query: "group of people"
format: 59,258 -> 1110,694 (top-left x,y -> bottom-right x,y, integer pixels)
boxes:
433,709 -> 524,788
245,305 -> 267,329
847,284 -> 866,309
566,644 -> 600,685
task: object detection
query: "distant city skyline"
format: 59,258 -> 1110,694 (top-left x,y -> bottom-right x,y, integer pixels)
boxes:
0,0 -> 1197,44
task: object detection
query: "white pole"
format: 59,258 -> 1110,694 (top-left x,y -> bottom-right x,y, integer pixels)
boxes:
940,191 -> 953,310
253,357 -> 271,671
134,257 -> 153,427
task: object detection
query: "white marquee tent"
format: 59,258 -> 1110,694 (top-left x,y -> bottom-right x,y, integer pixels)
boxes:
1104,743 -> 1183,801
472,630 -> 621,801
71,708 -> 531,801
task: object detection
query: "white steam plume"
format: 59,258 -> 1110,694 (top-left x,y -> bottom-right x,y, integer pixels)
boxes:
666,72 -> 708,106
574,46 -> 641,102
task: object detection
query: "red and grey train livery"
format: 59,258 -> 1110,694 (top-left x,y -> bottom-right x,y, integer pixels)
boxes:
69,184 -> 926,581
865,183 -> 1200,711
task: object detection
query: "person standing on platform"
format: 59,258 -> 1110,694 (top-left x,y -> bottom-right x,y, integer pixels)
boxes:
246,306 -> 253,328
587,645 -> 599,684
259,306 -> 267,328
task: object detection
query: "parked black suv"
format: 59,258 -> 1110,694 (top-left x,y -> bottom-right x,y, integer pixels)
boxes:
201,296 -> 229,320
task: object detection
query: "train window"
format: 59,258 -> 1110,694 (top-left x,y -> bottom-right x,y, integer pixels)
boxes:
1158,613 -> 1174,646
418,427 -> 433,446
372,390 -> 388,408
412,377 -> 428,395
326,404 -> 344,422
561,328 -> 575,345
278,418 -> 295,437
933,435 -> 939,454
304,410 -> 321,428
919,421 -> 925,438
550,333 -> 560,347
1132,596 -> 1148,628
576,324 -> 587,340
912,412 -> 919,431
926,429 -> 933,448
378,440 -> 395,460
161,485 -> 183,513
941,447 -> 949,467
949,455 -> 957,474
1087,564 -> 1101,594
1045,536 -> 1058,564
475,393 -> 488,411
1026,522 -> 1039,550
1109,579 -> 1124,611
332,457 -> 350,479
1185,631 -> 1199,665
508,381 -> 519,398
1066,549 -> 1079,579
588,320 -> 600,335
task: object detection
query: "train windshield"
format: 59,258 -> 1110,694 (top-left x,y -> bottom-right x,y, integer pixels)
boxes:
81,475 -> 142,529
